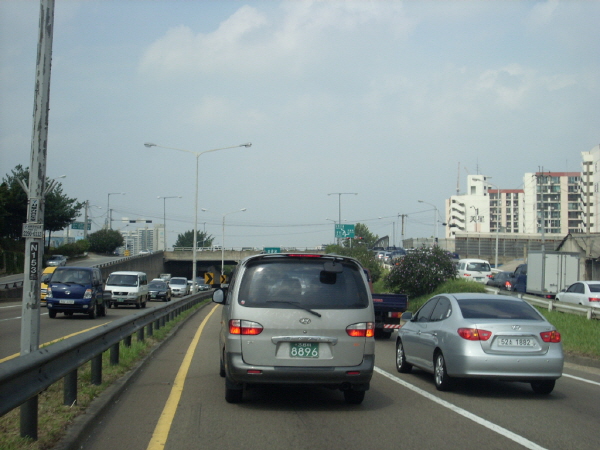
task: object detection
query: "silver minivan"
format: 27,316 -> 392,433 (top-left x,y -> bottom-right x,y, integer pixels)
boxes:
213,253 -> 375,404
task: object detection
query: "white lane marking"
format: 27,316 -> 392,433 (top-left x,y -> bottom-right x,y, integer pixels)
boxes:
0,312 -> 48,322
374,367 -> 548,450
562,373 -> 600,387
0,305 -> 21,309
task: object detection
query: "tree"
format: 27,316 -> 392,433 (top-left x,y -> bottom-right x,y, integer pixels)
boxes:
384,246 -> 456,298
353,223 -> 379,249
174,230 -> 214,248
325,244 -> 383,284
87,229 -> 124,254
0,165 -> 84,248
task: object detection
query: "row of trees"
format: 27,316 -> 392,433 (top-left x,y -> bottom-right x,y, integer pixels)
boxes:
1,165 -> 84,251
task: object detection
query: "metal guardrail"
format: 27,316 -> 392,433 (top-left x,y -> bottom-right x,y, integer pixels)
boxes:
0,291 -> 212,439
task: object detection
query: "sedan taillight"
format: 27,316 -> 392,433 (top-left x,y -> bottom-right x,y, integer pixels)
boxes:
589,297 -> 600,302
346,322 -> 375,338
540,330 -> 561,343
229,319 -> 263,335
458,328 -> 492,341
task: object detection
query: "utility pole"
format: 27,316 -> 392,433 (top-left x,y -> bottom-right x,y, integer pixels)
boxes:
18,0 -> 55,440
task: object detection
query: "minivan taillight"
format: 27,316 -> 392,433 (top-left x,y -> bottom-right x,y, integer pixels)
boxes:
346,322 -> 375,338
229,319 -> 263,335
540,330 -> 561,343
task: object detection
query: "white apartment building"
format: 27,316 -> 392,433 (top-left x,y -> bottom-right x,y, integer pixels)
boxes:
446,168 -> 586,239
580,144 -> 600,233
120,223 -> 164,254
522,171 -> 582,235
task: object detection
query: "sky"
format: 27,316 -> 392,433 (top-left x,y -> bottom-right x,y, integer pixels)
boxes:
1,0 -> 599,249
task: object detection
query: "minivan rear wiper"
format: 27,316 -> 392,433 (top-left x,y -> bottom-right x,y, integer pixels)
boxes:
266,300 -> 322,317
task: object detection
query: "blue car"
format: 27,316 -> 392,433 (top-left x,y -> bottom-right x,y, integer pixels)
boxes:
46,267 -> 106,319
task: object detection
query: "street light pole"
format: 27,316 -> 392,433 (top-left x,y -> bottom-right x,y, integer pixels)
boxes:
220,208 -> 246,284
418,200 -> 439,245
328,192 -> 357,245
145,142 -> 251,292
107,192 -> 125,229
158,196 -> 181,251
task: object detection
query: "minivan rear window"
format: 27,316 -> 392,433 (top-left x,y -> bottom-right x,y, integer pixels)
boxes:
238,259 -> 369,309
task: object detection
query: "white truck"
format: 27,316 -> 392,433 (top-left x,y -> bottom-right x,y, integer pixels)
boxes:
526,251 -> 580,298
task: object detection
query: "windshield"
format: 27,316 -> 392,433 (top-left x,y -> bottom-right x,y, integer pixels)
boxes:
149,282 -> 167,289
170,279 -> 186,285
458,299 -> 542,320
51,269 -> 91,285
107,274 -> 139,287
238,259 -> 369,310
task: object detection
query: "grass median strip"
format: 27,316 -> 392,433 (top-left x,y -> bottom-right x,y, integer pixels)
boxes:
0,300 -> 209,450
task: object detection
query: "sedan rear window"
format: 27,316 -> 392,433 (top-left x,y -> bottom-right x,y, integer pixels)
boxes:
238,259 -> 369,309
458,298 -> 542,320
588,284 -> 600,293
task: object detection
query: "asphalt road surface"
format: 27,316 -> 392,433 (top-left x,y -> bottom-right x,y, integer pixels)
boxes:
74,303 -> 600,450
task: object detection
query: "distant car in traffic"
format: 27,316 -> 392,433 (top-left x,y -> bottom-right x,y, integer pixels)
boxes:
556,281 -> 600,308
456,258 -> 493,283
138,249 -> 151,255
46,255 -> 67,267
396,293 -> 563,394
486,271 -> 513,290
169,277 -> 189,296
148,280 -> 172,302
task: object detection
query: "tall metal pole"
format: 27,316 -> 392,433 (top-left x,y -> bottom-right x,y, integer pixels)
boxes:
158,196 -> 180,251
328,192 -> 357,245
19,0 -> 55,440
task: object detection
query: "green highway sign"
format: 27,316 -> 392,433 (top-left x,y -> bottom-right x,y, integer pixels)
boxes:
335,224 -> 355,238
71,221 -> 91,230
264,247 -> 281,254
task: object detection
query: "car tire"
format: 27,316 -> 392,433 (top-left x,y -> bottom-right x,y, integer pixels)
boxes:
531,380 -> 555,395
48,309 -> 56,318
219,356 -> 226,378
343,389 -> 365,405
107,302 -> 112,309
396,339 -> 413,373
135,301 -> 141,309
88,304 -> 96,319
225,378 -> 243,403
434,352 -> 453,391
142,295 -> 147,308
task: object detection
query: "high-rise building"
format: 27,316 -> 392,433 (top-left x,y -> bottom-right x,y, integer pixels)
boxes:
580,145 -> 600,233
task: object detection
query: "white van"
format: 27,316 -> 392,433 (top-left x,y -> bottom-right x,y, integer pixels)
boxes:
105,271 -> 149,309
456,259 -> 493,283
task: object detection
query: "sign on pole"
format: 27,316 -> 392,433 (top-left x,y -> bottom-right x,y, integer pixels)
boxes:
29,242 -> 39,280
335,224 -> 355,239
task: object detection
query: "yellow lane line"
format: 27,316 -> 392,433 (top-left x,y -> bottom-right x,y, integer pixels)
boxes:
147,304 -> 219,450
0,323 -> 106,364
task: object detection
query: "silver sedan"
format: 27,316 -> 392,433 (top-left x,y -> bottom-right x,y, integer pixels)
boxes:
396,293 -> 563,394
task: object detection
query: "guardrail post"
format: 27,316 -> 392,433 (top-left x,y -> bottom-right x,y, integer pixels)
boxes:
91,353 -> 102,385
155,318 -> 161,330
147,322 -> 153,336
20,396 -> 38,440
124,335 -> 132,348
64,369 -> 77,406
137,327 -> 145,342
110,343 -> 120,365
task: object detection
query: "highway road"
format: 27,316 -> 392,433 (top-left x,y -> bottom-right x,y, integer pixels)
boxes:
73,303 -> 600,450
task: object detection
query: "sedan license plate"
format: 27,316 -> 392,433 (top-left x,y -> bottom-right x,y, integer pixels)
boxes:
290,342 -> 319,358
59,299 -> 74,304
498,338 -> 535,347
151,293 -> 157,298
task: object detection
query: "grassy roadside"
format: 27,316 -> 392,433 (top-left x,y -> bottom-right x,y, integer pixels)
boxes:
374,277 -> 600,360
0,299 -> 209,450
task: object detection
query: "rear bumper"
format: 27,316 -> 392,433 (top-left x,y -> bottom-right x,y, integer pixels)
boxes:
226,352 -> 374,387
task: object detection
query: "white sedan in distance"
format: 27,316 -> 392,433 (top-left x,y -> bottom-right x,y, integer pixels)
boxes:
556,281 -> 600,308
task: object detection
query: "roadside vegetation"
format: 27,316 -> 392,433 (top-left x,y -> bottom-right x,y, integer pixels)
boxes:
0,300 -> 208,450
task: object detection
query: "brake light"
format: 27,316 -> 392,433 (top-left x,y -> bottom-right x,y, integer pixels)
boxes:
487,274 -> 493,278
346,322 -> 375,338
589,297 -> 600,302
288,254 -> 321,258
229,319 -> 263,335
463,273 -> 471,277
540,330 -> 561,343
458,328 -> 492,341
388,312 -> 402,318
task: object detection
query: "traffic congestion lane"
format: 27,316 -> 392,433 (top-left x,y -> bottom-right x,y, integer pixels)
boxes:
0,298 -> 180,362
77,306 -> 600,450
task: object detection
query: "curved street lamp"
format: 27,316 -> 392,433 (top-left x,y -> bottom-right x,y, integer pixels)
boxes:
418,199 -> 439,244
145,142 -> 252,292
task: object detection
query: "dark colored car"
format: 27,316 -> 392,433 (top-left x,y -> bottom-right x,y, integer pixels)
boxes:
46,267 -> 106,319
507,264 -> 527,293
148,280 -> 172,302
486,271 -> 513,290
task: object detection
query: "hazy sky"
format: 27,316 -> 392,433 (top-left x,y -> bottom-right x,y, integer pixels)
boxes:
1,0 -> 599,249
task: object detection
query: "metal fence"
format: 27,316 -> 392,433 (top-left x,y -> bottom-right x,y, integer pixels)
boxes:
0,291 -> 212,440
